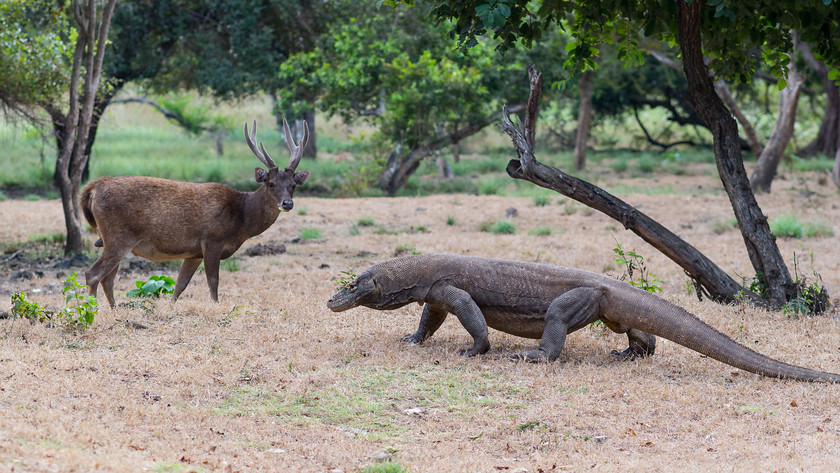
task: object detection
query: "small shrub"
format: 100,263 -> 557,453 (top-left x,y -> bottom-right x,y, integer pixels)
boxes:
490,220 -> 516,235
637,156 -> 656,173
10,272 -> 98,329
24,194 -> 41,201
533,195 -> 550,207
349,223 -> 361,236
299,227 -> 322,240
529,226 -> 552,236
127,275 -> 176,298
357,216 -> 376,227
336,268 -> 359,290
0,191 -> 7,201
478,177 -> 504,195
221,258 -> 241,272
394,243 -> 419,256
296,207 -> 308,216
28,232 -> 66,244
562,204 -> 577,216
802,221 -> 834,238
711,218 -> 738,235
360,462 -> 410,473
770,214 -> 802,238
446,215 -> 456,226
610,158 -> 628,173
613,241 -> 661,293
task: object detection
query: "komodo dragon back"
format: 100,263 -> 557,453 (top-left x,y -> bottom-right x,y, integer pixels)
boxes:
327,253 -> 840,383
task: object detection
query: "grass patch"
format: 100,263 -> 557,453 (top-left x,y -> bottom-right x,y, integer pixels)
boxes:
489,220 -> 516,235
221,257 -> 242,272
361,462 -> 410,473
394,243 -> 419,256
218,366 -> 529,440
528,226 -> 552,236
446,215 -> 456,226
296,207 -> 308,216
711,218 -> 738,235
357,216 -> 376,227
27,232 -> 66,244
299,227 -> 323,240
478,177 -> 506,195
533,194 -> 550,207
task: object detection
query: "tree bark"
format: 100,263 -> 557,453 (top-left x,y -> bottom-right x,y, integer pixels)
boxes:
501,65 -> 763,305
831,147 -> 840,188
750,55 -> 803,193
676,0 -> 792,308
573,69 -> 595,171
713,80 -> 764,158
798,41 -> 840,159
55,0 -> 117,256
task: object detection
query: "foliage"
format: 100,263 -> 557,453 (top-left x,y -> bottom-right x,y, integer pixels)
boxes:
394,243 -> 420,256
770,214 -> 836,239
10,272 -> 97,329
60,272 -> 98,328
127,275 -> 176,299
336,268 -> 359,290
360,462 -> 410,473
612,242 -> 662,293
783,255 -> 829,317
489,220 -> 516,235
533,195 -> 550,207
299,228 -> 323,240
528,226 -> 552,236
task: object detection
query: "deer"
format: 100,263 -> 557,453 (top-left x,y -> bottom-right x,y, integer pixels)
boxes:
81,119 -> 310,307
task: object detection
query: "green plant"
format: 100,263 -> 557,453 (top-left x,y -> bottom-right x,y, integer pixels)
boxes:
296,207 -> 308,216
394,243 -> 419,256
612,241 -> 661,293
637,155 -> 656,173
360,461 -> 410,473
221,258 -> 241,272
336,268 -> 359,290
60,272 -> 98,328
10,273 -> 97,328
711,218 -> 738,235
299,227 -> 322,240
357,216 -> 376,227
127,275 -> 176,298
737,272 -> 768,301
478,177 -> 504,195
446,215 -> 456,226
770,214 -> 802,238
783,256 -> 828,317
490,220 -> 516,235
533,194 -> 550,206
10,292 -> 48,322
528,226 -> 552,236
610,157 -> 628,173
24,193 -> 41,201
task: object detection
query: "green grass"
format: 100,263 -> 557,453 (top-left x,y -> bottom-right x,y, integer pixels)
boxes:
446,215 -> 456,226
361,462 -> 410,473
478,176 -> 506,195
487,220 -> 515,235
299,227 -> 323,240
217,366 -> 529,441
711,218 -> 738,235
769,214 -> 835,238
528,226 -> 552,236
533,194 -> 550,206
357,216 -> 376,227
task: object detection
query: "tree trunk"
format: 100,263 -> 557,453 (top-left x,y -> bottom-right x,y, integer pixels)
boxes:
676,0 -> 792,308
501,65 -> 764,306
573,69 -> 595,171
54,0 -> 117,256
302,108 -> 316,159
830,147 -> 840,188
714,80 -> 764,158
798,41 -> 840,158
377,104 -> 525,195
750,60 -> 803,193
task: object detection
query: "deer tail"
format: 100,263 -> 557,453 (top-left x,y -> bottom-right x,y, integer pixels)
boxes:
80,183 -> 98,235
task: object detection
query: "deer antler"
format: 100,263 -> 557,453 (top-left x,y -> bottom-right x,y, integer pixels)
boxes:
282,118 -> 309,171
244,121 -> 277,169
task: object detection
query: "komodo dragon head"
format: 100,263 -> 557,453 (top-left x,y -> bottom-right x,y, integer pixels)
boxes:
327,271 -> 384,311
328,258 -> 429,312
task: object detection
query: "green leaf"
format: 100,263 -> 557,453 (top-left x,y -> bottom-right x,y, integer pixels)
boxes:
777,78 -> 787,90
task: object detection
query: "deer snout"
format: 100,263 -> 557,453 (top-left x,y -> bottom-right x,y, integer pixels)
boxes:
281,200 -> 294,211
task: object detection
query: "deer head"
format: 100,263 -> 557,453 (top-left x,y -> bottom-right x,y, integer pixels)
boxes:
244,119 -> 310,211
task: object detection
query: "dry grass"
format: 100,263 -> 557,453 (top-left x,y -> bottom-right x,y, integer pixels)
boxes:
2,170 -> 840,472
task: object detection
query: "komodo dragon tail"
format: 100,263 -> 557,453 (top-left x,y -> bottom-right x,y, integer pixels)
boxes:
624,291 -> 840,383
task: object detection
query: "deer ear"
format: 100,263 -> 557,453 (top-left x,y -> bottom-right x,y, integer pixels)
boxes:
255,168 -> 268,183
294,170 -> 310,186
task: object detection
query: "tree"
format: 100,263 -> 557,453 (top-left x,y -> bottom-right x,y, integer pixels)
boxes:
56,0 -> 117,255
416,0 -> 840,309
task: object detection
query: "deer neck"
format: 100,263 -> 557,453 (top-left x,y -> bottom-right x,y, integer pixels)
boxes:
242,185 -> 282,237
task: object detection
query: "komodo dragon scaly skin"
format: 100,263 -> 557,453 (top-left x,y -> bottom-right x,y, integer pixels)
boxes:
327,253 -> 840,383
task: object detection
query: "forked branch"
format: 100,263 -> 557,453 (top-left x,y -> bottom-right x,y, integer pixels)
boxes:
499,65 -> 763,306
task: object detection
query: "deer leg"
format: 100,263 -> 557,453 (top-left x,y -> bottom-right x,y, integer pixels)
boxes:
85,244 -> 132,308
202,248 -> 223,302
100,265 -> 120,308
172,257 -> 202,302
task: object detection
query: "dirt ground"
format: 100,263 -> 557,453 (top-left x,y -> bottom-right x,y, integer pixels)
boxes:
1,170 -> 840,472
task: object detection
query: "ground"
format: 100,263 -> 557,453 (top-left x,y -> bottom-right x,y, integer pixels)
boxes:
1,170 -> 839,472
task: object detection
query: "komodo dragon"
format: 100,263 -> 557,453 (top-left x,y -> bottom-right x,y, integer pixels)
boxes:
327,253 -> 840,383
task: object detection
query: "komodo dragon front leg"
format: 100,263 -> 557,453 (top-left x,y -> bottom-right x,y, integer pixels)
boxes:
404,283 -> 490,357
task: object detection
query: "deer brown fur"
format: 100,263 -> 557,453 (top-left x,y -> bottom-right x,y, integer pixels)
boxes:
81,119 -> 309,307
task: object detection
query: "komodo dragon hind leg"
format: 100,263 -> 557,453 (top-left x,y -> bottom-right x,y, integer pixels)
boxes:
512,287 -> 603,363
602,320 -> 657,360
